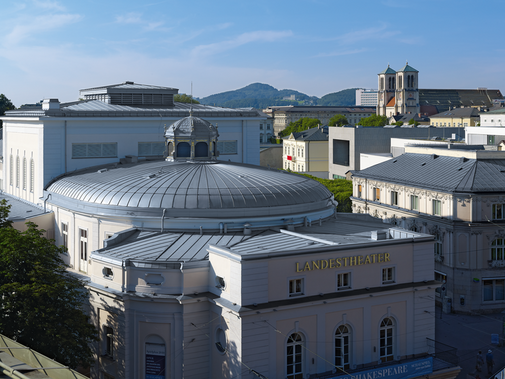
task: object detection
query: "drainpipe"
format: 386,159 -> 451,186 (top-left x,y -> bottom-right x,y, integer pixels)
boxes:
42,193 -> 52,212
64,120 -> 67,173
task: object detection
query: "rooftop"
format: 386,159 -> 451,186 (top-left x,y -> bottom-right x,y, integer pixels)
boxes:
0,194 -> 47,222
353,150 -> 505,193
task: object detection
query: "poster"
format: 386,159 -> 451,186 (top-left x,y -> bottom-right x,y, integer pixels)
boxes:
146,343 -> 166,379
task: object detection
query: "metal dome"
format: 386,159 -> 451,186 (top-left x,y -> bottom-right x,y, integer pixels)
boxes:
165,115 -> 217,138
46,160 -> 334,220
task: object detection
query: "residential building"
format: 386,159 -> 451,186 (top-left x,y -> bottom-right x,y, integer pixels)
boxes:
355,89 -> 378,107
388,113 -> 430,126
429,107 -> 480,128
283,126 -> 328,178
328,125 -> 464,179
377,64 -> 503,117
351,144 -> 505,313
263,106 -> 375,136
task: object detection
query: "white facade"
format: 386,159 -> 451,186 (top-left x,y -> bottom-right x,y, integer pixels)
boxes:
355,89 -> 378,107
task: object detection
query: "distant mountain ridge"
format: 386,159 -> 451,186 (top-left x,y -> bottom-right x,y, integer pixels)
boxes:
197,83 -> 359,108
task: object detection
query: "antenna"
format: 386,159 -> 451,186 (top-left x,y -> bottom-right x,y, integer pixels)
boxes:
189,81 -> 193,117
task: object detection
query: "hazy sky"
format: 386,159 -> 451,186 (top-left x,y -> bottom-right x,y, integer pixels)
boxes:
1,0 -> 504,106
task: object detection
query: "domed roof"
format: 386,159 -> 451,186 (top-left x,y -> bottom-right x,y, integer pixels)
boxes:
46,160 -> 334,220
165,115 -> 217,138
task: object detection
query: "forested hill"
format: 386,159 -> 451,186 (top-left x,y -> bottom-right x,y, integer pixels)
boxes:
197,83 -> 358,108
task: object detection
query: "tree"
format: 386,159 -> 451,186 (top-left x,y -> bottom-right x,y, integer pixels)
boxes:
294,174 -> 353,212
174,94 -> 200,104
408,118 -> 420,126
0,200 -> 98,369
279,117 -> 321,137
328,114 -> 349,127
0,94 -> 15,128
357,114 -> 388,127
393,121 -> 404,126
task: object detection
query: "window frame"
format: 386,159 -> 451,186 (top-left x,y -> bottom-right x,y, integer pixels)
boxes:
373,187 -> 380,202
217,140 -> 238,155
410,195 -> 419,211
381,266 -> 396,285
104,326 -> 114,358
335,324 -> 351,370
288,277 -> 305,297
72,143 -> 118,159
483,278 -> 505,302
432,199 -> 441,216
390,191 -> 398,206
492,204 -> 505,220
491,239 -> 505,261
379,317 -> 395,362
286,332 -> 304,379
61,222 -> 68,249
337,272 -> 352,291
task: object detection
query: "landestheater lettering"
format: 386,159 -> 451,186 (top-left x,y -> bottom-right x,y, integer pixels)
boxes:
296,253 -> 390,272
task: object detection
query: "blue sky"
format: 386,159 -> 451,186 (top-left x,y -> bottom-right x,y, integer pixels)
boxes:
1,0 -> 504,106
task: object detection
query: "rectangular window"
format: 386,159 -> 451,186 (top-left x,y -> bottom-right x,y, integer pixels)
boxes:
492,204 -> 505,220
138,142 -> 165,157
483,279 -> 505,301
72,143 -> 117,158
488,135 -> 496,145
79,229 -> 88,272
217,140 -> 238,155
333,139 -> 350,166
391,191 -> 398,206
61,222 -> 68,249
358,185 -> 362,198
382,267 -> 395,284
410,195 -> 419,211
337,272 -> 351,290
289,278 -> 304,297
30,159 -> 34,192
105,326 -> 114,358
373,188 -> 380,202
432,200 -> 441,216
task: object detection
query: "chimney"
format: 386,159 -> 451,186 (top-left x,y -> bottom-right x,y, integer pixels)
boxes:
42,99 -> 60,110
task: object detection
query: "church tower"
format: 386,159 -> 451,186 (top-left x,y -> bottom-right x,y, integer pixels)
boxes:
396,62 -> 419,115
377,65 -> 397,116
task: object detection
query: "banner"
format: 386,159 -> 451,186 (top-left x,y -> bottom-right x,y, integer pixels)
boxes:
146,343 -> 166,379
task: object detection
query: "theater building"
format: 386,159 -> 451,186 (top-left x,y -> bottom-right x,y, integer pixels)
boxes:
1,102 -> 459,378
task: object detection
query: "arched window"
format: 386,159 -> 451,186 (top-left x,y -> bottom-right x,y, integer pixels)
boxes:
335,325 -> 351,369
30,159 -> 34,192
22,157 -> 27,190
379,317 -> 395,362
260,133 -> 264,143
9,155 -> 13,186
177,142 -> 191,158
380,78 -> 384,90
286,333 -> 304,379
388,77 -> 392,89
399,76 -> 402,89
16,156 -> 20,188
194,142 -> 208,157
491,239 -> 505,260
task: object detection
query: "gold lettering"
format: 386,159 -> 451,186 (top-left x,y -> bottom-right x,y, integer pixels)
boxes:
371,254 -> 377,263
296,262 -> 303,272
312,260 -> 320,270
336,258 -> 342,268
358,255 -> 364,265
349,256 -> 357,266
343,257 -> 349,266
385,253 -> 390,262
329,259 -> 336,268
304,262 -> 311,271
378,253 -> 384,263
321,260 -> 329,270
365,255 -> 371,264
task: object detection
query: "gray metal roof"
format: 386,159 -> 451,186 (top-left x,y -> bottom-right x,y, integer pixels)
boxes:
91,214 -> 394,263
0,194 -> 47,222
353,153 -> 505,193
287,126 -> 328,141
3,100 -> 263,118
46,159 -> 333,218
430,107 -> 480,118
93,230 -> 250,262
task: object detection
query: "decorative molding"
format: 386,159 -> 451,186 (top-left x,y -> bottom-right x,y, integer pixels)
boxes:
489,260 -> 505,268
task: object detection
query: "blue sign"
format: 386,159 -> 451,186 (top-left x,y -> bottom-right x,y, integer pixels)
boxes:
146,343 -> 166,379
330,357 -> 433,379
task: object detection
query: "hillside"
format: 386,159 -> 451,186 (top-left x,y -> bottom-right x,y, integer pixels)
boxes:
197,83 -> 358,108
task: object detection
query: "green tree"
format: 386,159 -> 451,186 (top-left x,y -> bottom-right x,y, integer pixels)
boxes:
0,94 -> 15,128
279,117 -> 322,138
293,174 -> 352,212
393,121 -> 404,126
408,118 -> 420,126
174,94 -> 200,104
358,114 -> 388,127
328,114 -> 349,127
0,201 -> 98,369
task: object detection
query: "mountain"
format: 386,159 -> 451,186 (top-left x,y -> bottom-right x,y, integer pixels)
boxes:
197,83 -> 358,108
